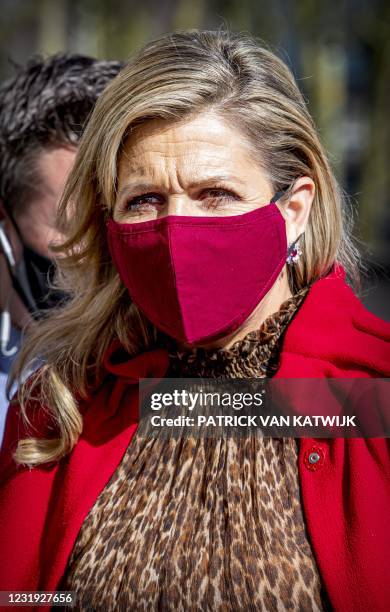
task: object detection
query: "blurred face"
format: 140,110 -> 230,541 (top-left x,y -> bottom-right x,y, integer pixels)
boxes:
114,111 -> 275,222
14,146 -> 76,259
0,146 -> 76,328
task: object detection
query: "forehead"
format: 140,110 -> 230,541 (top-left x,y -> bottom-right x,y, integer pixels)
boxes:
117,111 -> 258,180
37,146 -> 76,192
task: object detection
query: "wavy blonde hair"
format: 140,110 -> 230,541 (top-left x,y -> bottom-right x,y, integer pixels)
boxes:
9,29 -> 360,467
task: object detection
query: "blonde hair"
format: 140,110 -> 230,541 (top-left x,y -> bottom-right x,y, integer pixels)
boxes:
10,29 -> 360,467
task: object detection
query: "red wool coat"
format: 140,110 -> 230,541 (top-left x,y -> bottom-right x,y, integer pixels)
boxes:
0,265 -> 389,612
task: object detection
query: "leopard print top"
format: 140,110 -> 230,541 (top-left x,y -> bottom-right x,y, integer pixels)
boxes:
59,286 -> 331,611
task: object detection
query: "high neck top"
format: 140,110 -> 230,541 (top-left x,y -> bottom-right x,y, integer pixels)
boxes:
164,284 -> 311,379
59,283 -> 331,611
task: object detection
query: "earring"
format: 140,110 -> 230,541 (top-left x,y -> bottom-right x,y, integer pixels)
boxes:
286,237 -> 303,265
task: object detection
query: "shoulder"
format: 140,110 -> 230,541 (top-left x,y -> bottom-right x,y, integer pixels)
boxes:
0,376 -> 58,482
281,266 -> 390,376
0,346 -> 169,481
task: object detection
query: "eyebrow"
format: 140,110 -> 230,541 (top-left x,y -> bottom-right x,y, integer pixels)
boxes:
116,175 -> 247,201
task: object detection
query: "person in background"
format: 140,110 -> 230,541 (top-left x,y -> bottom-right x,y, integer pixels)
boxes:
0,53 -> 123,442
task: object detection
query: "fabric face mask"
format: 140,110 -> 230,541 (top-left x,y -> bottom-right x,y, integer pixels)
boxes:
5,210 -> 68,315
22,245 -> 68,313
106,198 -> 288,345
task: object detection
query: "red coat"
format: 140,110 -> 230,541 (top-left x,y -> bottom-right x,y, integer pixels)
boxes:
0,265 -> 389,612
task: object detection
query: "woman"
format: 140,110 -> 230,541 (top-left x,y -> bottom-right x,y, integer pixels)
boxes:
0,30 -> 389,612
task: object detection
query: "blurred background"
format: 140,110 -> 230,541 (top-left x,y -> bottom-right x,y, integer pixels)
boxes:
0,0 -> 389,318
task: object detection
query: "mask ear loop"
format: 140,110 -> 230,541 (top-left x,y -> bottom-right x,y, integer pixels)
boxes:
269,188 -> 305,264
0,224 -> 18,356
270,190 -> 287,203
0,221 -> 36,311
0,310 -> 18,357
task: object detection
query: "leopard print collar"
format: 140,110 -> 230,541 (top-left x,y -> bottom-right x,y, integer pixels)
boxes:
163,284 -> 311,379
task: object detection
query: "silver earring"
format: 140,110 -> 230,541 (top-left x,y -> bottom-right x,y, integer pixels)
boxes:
286,237 -> 303,265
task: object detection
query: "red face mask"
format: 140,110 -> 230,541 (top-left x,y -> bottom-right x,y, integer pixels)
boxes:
107,198 -> 287,346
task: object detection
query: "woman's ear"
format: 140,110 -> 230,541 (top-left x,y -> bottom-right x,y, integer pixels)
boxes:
276,176 -> 315,245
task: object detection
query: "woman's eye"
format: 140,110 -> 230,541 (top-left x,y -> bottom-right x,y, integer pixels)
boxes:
123,188 -> 239,212
201,188 -> 239,207
126,193 -> 163,210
